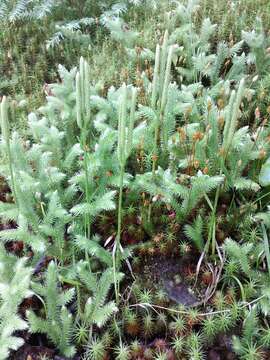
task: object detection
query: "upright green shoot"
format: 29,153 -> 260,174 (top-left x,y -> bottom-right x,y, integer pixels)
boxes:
76,57 -> 92,243
0,97 -> 16,204
148,34 -> 174,222
114,84 -> 137,302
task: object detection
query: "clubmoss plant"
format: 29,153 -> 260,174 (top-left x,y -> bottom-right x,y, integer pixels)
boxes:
147,34 -> 175,222
0,247 -> 32,360
27,261 -> 76,357
0,97 -> 16,203
114,84 -> 137,301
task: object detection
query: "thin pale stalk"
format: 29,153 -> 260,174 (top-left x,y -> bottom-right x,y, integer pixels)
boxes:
76,72 -> 83,129
262,223 -> 270,277
84,60 -> 91,123
159,30 -> 169,96
127,87 -> 137,153
114,164 -> 125,303
0,97 -> 17,204
151,44 -> 161,109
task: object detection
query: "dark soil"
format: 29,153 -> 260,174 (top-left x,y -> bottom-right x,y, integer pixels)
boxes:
138,255 -> 202,306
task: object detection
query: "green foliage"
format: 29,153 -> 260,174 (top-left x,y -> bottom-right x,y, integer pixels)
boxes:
74,234 -> 113,266
136,168 -> 223,221
85,336 -> 107,360
0,62 -> 125,263
47,0 -> 140,49
224,238 -> 253,276
27,261 -> 76,357
114,343 -> 131,360
77,261 -> 122,328
171,335 -> 185,357
259,157 -> 270,186
186,332 -> 205,360
0,247 -> 32,360
0,0 -> 55,24
233,309 -> 264,360
184,214 -> 204,251
1,1 -> 270,359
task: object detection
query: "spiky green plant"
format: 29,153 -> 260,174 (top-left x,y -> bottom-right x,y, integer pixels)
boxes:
233,309 -> 265,360
0,247 -> 32,360
77,260 -> 122,336
0,97 -> 16,203
184,215 -> 204,251
169,315 -> 186,335
114,84 -> 137,301
27,261 -> 75,357
85,337 -> 107,360
171,335 -> 185,358
114,343 -> 131,360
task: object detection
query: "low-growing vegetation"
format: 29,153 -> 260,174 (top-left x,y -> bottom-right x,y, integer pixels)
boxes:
1,0 -> 270,359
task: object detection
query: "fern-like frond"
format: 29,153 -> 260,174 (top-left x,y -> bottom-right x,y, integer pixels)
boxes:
70,191 -> 116,217
184,215 -> 204,251
74,235 -> 112,266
